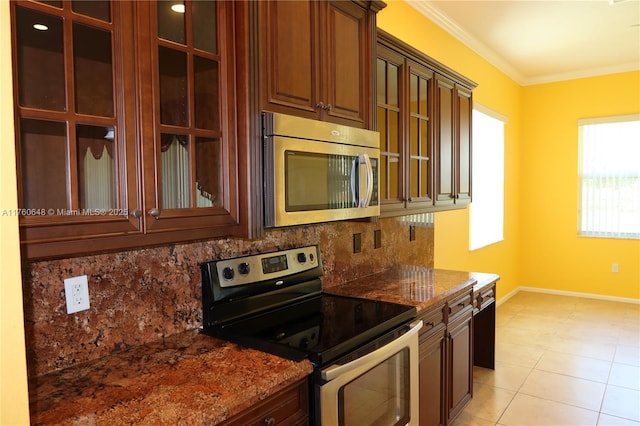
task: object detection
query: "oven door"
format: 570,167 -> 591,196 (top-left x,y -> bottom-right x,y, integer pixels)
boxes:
318,320 -> 423,426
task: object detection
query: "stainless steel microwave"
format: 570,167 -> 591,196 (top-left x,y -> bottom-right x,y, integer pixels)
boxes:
263,113 -> 380,227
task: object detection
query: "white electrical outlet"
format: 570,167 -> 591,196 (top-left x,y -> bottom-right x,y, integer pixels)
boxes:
612,263 -> 619,273
64,275 -> 90,314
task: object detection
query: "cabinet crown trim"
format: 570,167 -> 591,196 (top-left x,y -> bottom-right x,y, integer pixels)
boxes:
377,29 -> 478,90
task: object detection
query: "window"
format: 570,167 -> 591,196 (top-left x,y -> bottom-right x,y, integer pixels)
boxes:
578,115 -> 640,239
469,106 -> 506,251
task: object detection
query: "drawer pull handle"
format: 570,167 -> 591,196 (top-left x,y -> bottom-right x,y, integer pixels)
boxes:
426,321 -> 435,327
264,417 -> 276,426
458,302 -> 466,307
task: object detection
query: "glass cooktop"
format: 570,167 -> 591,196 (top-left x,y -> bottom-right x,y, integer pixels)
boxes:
205,293 -> 416,366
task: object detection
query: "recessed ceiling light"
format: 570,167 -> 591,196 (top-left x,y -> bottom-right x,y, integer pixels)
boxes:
33,23 -> 48,31
171,3 -> 185,13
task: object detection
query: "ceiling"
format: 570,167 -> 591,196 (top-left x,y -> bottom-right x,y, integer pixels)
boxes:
407,0 -> 640,85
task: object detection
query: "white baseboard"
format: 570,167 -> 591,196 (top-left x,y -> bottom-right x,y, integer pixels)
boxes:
497,286 -> 640,306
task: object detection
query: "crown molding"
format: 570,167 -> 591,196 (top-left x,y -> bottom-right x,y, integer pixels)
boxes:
406,0 -> 527,85
405,0 -> 640,86
522,61 -> 640,86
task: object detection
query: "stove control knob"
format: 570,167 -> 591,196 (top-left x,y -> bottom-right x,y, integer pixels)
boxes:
222,266 -> 234,280
299,337 -> 309,349
297,252 -> 307,263
238,262 -> 250,275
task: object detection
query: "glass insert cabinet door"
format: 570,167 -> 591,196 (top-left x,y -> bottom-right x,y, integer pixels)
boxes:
140,0 -> 231,232
12,1 -> 138,232
11,0 -> 243,258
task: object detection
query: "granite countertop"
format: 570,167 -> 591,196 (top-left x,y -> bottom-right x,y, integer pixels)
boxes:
28,330 -> 313,426
326,266 -> 500,312
28,266 -> 498,425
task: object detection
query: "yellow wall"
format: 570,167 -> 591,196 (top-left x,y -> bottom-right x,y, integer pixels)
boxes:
0,0 -> 31,424
379,1 -> 640,301
1,3 -> 638,420
378,1 -> 524,299
521,73 -> 640,299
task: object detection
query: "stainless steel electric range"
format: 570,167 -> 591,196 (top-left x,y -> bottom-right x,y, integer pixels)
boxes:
201,245 -> 423,426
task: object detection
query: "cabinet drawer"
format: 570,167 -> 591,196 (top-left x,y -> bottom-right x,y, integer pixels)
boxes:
222,378 -> 309,426
447,292 -> 473,320
475,284 -> 496,312
418,304 -> 446,340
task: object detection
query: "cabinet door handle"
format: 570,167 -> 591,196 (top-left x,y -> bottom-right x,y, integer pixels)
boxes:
130,209 -> 142,219
325,104 -> 332,111
264,417 -> 275,426
148,208 -> 160,219
315,102 -> 325,110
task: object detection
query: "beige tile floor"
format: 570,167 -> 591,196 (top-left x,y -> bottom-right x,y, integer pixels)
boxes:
452,291 -> 640,426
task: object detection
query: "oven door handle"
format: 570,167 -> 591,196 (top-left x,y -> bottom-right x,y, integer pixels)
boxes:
320,319 -> 423,382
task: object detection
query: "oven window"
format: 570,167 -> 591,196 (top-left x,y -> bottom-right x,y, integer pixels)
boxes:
338,348 -> 410,426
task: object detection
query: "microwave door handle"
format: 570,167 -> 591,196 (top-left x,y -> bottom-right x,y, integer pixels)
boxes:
361,153 -> 374,208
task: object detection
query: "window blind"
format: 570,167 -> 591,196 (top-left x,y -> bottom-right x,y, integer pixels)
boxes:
578,115 -> 640,239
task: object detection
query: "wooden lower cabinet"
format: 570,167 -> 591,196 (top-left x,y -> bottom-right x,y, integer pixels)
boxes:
222,378 -> 309,426
473,280 -> 497,369
445,308 -> 473,424
419,326 -> 446,426
418,295 -> 474,426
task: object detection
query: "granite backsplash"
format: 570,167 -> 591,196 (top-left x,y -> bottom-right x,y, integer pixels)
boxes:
21,217 -> 434,378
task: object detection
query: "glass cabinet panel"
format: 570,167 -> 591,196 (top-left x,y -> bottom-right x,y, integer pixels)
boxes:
376,57 -> 402,203
72,1 -> 110,22
157,0 -> 185,44
155,0 -> 222,211
73,23 -> 114,117
194,56 -> 219,130
195,137 -> 219,207
20,119 -> 68,210
192,1 -> 217,54
13,1 -> 121,216
159,47 -> 188,127
161,134 -> 190,209
77,124 -> 115,210
408,67 -> 431,201
15,7 -> 65,111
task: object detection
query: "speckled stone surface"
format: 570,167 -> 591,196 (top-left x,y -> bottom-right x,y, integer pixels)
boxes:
22,217 -> 434,378
325,266 -> 500,312
28,329 -> 313,426
27,264 -> 498,425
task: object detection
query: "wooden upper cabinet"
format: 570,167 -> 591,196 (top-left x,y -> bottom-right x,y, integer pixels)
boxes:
11,0 -> 249,259
434,74 -> 456,208
376,44 -> 405,212
260,0 -> 385,129
136,0 -> 244,235
377,45 -> 435,214
11,0 -> 141,257
434,76 -> 473,208
406,60 -> 434,210
455,86 -> 472,206
377,30 -> 476,217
